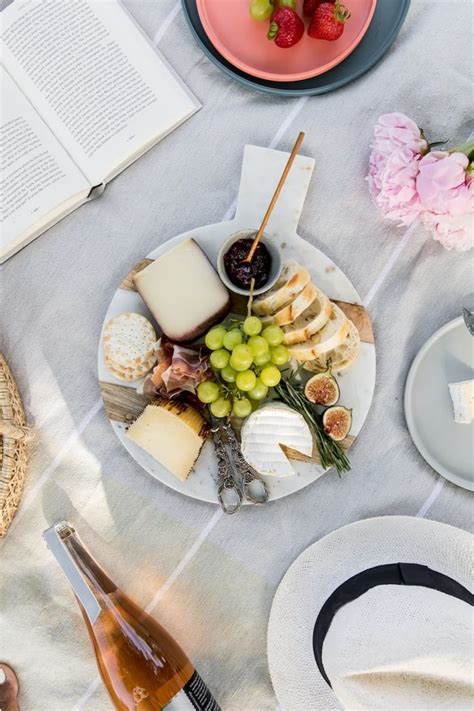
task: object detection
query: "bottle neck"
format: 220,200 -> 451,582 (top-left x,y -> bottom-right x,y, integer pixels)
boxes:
43,522 -> 116,624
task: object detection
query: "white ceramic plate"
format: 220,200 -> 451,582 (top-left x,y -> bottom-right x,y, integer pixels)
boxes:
98,145 -> 376,505
404,317 -> 474,491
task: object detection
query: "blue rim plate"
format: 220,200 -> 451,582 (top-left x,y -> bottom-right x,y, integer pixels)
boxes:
182,0 -> 411,96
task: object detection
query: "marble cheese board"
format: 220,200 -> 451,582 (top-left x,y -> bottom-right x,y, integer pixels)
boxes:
98,145 -> 376,504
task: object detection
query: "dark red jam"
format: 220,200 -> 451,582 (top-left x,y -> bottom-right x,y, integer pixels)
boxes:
224,238 -> 271,290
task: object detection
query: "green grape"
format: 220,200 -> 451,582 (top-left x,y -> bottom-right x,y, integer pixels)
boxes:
253,350 -> 272,367
260,365 -> 282,387
243,316 -> 262,336
223,329 -> 243,351
205,326 -> 227,351
270,345 -> 289,366
230,344 -> 253,372
278,0 -> 296,8
247,335 -> 269,358
248,378 -> 269,401
221,365 -> 237,383
197,381 -> 219,404
210,397 -> 232,418
210,349 -> 230,369
232,398 -> 252,418
249,0 -> 273,21
236,370 -> 257,392
262,325 -> 284,347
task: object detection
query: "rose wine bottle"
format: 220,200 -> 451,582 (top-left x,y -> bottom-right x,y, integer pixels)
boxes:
43,522 -> 220,711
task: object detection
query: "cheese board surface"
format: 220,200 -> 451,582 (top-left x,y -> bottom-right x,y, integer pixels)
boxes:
98,145 -> 376,504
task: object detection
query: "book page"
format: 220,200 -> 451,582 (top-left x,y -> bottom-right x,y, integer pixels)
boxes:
0,66 -> 90,262
1,0 -> 199,185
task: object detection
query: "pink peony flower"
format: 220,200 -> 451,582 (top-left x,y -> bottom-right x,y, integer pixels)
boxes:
368,113 -> 474,250
367,112 -> 428,200
422,211 -> 474,252
417,152 -> 474,251
373,112 -> 428,157
367,113 -> 428,227
373,146 -> 423,226
417,152 -> 473,213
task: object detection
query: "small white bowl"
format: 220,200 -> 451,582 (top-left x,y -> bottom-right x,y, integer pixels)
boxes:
217,229 -> 282,297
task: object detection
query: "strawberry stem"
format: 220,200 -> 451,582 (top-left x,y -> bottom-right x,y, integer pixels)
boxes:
334,0 -> 351,22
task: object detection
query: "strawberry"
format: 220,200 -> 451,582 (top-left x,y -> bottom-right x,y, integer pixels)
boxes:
308,1 -> 350,40
303,0 -> 333,17
268,7 -> 304,48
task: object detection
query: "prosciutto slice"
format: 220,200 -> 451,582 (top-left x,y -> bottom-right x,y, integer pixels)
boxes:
140,338 -> 210,398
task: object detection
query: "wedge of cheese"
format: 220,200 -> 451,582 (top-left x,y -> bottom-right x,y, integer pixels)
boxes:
126,400 -> 207,480
134,239 -> 230,343
448,380 -> 474,424
241,404 -> 313,478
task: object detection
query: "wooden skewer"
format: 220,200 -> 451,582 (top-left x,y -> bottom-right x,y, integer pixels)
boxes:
244,131 -> 305,263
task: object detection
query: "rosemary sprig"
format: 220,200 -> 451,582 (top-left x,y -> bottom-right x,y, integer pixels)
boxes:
274,379 -> 351,474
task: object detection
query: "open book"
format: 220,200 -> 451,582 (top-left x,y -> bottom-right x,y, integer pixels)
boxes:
0,0 -> 200,264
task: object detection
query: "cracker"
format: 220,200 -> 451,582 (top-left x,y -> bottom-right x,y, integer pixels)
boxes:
103,313 -> 156,369
105,352 -> 156,382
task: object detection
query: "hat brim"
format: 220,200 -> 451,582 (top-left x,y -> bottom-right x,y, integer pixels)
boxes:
267,516 -> 473,711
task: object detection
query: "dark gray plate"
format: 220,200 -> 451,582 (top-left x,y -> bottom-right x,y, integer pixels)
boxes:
182,0 -> 410,96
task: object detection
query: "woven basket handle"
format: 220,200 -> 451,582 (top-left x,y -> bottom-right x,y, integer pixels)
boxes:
0,420 -> 30,441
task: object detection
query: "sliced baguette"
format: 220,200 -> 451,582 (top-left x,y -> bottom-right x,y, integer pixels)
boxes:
261,282 -> 318,327
253,261 -> 310,317
283,288 -> 332,345
304,318 -> 361,373
287,303 -> 350,362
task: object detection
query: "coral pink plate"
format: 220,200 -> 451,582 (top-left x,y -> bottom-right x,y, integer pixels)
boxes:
196,0 -> 377,82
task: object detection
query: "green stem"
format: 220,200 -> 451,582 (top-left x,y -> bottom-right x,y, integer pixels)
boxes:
448,139 -> 474,158
427,140 -> 449,149
247,278 -> 255,319
267,20 -> 278,40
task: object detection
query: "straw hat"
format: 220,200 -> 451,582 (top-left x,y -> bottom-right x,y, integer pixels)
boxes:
267,516 -> 473,711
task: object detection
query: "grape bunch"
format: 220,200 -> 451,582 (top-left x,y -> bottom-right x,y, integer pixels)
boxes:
197,315 -> 289,418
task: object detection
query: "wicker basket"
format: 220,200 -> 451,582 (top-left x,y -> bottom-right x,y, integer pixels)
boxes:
0,353 -> 30,538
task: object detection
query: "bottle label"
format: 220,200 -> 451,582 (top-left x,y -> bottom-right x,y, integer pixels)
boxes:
164,671 -> 221,711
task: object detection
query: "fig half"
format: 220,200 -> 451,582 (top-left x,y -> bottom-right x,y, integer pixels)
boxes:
323,406 -> 352,441
304,370 -> 340,406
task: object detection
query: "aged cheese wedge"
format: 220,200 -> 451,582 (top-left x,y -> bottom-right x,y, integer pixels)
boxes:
448,380 -> 474,424
134,239 -> 230,343
252,261 -> 310,316
261,283 -> 318,327
283,289 -> 332,345
126,400 -> 207,480
241,404 -> 313,478
287,303 -> 350,362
